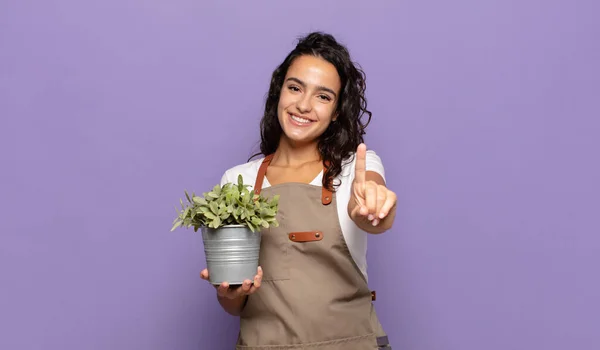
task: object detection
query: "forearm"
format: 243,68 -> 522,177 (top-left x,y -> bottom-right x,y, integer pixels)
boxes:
217,294 -> 247,316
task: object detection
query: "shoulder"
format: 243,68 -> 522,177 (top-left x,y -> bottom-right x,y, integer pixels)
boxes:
220,157 -> 264,187
339,148 -> 386,182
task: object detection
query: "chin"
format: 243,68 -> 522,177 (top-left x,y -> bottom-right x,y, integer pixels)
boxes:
280,133 -> 315,147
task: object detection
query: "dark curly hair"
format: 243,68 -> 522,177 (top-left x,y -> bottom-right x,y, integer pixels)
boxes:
249,31 -> 372,191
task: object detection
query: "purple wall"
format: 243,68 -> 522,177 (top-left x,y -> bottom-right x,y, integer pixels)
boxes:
1,1 -> 599,349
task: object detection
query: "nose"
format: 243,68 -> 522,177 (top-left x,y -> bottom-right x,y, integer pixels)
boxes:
295,94 -> 312,113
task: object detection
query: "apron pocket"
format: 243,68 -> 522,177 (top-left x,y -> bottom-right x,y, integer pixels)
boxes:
257,227 -> 290,281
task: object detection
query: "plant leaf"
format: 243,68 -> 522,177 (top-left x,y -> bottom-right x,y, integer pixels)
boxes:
172,174 -> 279,232
210,201 -> 218,215
170,220 -> 182,231
193,197 -> 207,205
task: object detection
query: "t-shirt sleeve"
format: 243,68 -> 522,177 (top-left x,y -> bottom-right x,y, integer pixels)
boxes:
220,170 -> 230,187
365,150 -> 386,182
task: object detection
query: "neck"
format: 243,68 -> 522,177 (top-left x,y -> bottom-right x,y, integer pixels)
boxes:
272,137 -> 321,167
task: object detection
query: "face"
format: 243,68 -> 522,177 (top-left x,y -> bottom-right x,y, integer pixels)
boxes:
277,55 -> 342,146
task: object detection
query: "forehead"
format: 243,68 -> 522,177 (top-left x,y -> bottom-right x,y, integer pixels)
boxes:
285,55 -> 341,91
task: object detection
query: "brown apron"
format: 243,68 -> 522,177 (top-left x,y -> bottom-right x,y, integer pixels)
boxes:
235,155 -> 391,349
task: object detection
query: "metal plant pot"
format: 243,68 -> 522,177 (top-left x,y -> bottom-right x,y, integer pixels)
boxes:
201,224 -> 261,285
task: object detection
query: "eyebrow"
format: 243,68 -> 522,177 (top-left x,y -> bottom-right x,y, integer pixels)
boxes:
285,77 -> 337,98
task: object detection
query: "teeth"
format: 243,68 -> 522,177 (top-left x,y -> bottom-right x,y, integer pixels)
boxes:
290,114 -> 312,124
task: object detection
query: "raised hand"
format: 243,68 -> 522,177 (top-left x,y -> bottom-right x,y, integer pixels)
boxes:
200,266 -> 263,299
349,143 -> 397,227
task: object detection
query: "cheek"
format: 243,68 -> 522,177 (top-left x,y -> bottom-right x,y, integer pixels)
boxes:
316,104 -> 337,122
276,94 -> 288,114
278,89 -> 294,103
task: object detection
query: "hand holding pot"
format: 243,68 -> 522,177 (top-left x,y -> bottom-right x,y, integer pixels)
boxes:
200,266 -> 263,299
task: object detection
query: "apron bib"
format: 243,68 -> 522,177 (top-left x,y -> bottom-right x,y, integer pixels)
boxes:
235,155 -> 391,349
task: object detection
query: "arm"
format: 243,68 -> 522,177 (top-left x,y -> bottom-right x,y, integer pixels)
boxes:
217,293 -> 248,316
201,267 -> 263,316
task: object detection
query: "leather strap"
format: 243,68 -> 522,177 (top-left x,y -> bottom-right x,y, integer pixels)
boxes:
253,154 -> 273,196
322,186 -> 332,205
321,160 -> 333,205
288,231 -> 323,242
376,335 -> 391,348
321,159 -> 333,205
253,154 -> 333,206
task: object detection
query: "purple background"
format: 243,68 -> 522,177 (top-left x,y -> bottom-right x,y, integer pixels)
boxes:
1,1 -> 599,349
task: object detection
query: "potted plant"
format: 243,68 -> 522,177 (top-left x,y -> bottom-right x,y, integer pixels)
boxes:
171,174 -> 279,285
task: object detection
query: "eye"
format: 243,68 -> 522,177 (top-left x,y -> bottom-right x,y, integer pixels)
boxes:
318,94 -> 332,101
288,85 -> 301,92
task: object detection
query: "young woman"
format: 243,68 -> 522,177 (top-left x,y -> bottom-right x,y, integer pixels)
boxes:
201,32 -> 397,349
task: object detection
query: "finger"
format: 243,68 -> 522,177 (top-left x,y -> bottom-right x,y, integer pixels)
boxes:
375,185 -> 387,219
200,269 -> 209,280
371,186 -> 387,226
365,181 -> 378,218
249,267 -> 263,293
217,282 -> 230,297
350,202 -> 363,220
360,205 -> 368,216
354,143 -> 367,186
350,201 -> 369,220
378,191 -> 397,219
352,191 -> 368,216
236,280 -> 252,297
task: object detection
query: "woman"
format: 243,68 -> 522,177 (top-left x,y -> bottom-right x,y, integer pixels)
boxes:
201,32 -> 397,349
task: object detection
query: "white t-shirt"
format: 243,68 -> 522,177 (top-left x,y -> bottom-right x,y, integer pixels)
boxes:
219,150 -> 385,282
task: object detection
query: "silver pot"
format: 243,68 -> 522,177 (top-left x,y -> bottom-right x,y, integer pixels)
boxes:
201,224 -> 261,285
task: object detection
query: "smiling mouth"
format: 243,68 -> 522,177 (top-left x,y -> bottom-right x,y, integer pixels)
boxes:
288,113 -> 315,125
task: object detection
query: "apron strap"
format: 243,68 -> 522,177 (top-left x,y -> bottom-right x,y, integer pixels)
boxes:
376,335 -> 392,349
321,184 -> 333,205
253,154 -> 273,195
253,154 -> 333,206
321,160 -> 333,205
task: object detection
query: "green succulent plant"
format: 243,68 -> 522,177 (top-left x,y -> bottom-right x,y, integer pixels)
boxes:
171,174 -> 279,232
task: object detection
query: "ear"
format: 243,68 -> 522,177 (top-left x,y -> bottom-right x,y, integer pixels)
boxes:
332,111 -> 339,122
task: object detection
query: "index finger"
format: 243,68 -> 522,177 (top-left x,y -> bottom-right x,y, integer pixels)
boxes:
354,143 -> 367,185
